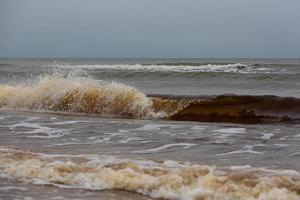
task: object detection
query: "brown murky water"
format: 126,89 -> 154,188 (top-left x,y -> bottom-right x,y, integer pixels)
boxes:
0,59 -> 299,199
0,111 -> 299,199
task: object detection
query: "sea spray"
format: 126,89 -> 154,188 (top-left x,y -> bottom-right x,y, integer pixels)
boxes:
0,74 -> 165,118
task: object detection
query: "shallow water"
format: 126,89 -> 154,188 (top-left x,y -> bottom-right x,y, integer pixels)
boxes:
0,59 -> 299,199
0,111 -> 299,199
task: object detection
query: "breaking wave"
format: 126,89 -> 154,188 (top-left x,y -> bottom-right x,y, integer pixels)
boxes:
55,63 -> 278,74
0,75 -> 299,124
0,75 -> 164,118
0,147 -> 299,200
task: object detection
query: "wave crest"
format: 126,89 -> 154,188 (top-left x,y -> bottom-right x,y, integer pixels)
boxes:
0,75 -> 163,118
151,95 -> 300,124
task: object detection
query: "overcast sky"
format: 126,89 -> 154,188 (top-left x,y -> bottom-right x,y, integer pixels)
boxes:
1,0 -> 300,58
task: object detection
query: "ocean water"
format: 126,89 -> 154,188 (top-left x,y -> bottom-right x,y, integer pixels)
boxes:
0,58 -> 299,200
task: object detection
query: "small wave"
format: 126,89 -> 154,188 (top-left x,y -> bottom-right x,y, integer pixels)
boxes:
0,75 -> 164,118
0,148 -> 299,200
54,63 -> 277,74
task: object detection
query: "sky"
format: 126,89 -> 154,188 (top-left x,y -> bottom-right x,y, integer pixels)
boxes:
1,0 -> 300,58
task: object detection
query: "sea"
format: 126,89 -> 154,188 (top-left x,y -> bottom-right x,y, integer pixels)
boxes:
0,58 -> 299,200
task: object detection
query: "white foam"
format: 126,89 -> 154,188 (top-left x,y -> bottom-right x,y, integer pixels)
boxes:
50,120 -> 81,125
85,132 -> 147,144
261,133 -> 274,140
190,125 -> 207,131
91,136 -> 111,143
118,137 -> 144,144
0,148 -> 299,200
9,121 -> 69,139
213,128 -> 246,134
279,136 -> 289,140
132,143 -> 197,154
53,63 -> 276,74
213,133 -> 234,144
47,142 -> 82,146
25,117 -> 41,121
217,145 -> 264,155
136,124 -> 184,131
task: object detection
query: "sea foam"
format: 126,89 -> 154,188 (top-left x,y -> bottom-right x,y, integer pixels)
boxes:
0,147 -> 299,200
55,63 -> 261,73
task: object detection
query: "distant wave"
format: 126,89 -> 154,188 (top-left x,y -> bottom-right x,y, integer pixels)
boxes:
53,63 -> 281,74
1,147 -> 299,200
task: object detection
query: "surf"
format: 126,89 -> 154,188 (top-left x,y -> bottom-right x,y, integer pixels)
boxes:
0,147 -> 299,200
0,74 -> 299,124
0,74 -> 164,118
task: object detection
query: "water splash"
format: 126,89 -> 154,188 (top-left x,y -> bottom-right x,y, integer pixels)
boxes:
0,74 -> 164,118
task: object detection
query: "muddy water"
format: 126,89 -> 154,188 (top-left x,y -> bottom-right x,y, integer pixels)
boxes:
0,59 -> 299,199
0,111 -> 299,199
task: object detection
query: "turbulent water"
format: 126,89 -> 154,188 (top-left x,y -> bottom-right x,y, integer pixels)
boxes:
0,58 -> 299,200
